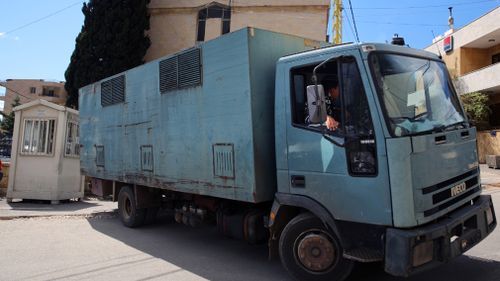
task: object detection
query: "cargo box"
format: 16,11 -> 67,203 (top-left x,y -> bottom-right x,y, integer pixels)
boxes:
79,27 -> 324,203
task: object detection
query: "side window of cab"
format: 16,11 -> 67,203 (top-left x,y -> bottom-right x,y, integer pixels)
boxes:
290,60 -> 343,134
289,56 -> 377,176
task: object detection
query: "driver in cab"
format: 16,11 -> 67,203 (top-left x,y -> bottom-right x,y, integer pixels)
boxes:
305,76 -> 342,131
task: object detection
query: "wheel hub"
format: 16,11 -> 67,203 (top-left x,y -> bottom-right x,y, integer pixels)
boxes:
124,197 -> 132,218
297,233 -> 335,272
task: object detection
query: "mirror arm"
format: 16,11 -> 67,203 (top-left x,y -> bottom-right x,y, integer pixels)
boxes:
311,55 -> 345,86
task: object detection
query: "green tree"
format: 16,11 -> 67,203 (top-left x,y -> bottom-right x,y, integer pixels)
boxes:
460,92 -> 490,128
1,96 -> 21,135
65,0 -> 151,109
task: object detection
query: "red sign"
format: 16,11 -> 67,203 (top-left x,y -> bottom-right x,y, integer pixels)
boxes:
443,35 -> 453,53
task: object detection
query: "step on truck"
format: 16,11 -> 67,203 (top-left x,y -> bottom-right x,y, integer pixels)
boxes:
80,27 -> 497,281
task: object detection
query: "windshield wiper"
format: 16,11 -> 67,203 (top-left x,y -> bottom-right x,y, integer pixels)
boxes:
391,112 -> 428,124
418,122 -> 466,135
436,121 -> 467,132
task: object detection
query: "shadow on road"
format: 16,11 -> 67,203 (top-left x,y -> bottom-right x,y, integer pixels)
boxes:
88,214 -> 500,281
4,199 -> 101,212
88,214 -> 290,281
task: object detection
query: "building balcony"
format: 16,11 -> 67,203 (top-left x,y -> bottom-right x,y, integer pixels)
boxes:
455,62 -> 500,94
37,94 -> 65,105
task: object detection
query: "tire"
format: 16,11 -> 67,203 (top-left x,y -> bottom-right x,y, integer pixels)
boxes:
279,212 -> 354,281
118,186 -> 146,228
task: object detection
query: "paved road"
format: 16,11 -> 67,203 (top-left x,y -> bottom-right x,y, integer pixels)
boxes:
0,191 -> 499,281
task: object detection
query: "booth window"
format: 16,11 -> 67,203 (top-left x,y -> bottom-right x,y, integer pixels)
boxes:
21,119 -> 56,155
65,121 -> 79,157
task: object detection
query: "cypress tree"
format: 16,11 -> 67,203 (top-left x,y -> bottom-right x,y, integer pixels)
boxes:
65,0 -> 151,109
1,96 -> 21,135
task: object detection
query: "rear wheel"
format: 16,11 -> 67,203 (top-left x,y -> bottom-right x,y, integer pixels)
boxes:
118,186 -> 146,227
279,212 -> 353,281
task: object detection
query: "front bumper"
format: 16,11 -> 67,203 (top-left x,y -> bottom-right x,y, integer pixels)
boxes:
385,195 -> 496,277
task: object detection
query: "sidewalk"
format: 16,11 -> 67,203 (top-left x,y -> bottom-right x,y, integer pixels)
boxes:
480,164 -> 500,188
0,197 -> 117,220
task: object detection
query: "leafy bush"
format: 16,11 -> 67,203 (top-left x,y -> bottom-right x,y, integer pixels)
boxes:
460,92 -> 490,125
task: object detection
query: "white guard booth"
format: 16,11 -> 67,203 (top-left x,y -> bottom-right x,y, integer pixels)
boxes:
7,99 -> 83,203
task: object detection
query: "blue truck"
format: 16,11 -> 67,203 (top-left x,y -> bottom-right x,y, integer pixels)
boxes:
80,28 -> 496,280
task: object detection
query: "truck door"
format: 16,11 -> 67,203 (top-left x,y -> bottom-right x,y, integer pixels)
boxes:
285,53 -> 392,225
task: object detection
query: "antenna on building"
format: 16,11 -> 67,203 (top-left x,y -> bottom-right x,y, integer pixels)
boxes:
431,30 -> 443,59
448,7 -> 454,31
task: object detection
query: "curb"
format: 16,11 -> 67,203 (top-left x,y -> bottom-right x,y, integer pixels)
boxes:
0,210 -> 117,221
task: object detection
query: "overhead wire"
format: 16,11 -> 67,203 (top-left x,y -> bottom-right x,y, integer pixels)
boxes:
0,83 -> 39,105
2,1 -> 82,36
355,21 -> 449,27
347,0 -> 360,42
343,11 -> 357,43
351,0 -> 498,10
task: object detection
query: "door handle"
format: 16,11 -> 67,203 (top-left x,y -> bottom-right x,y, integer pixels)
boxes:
291,175 -> 305,188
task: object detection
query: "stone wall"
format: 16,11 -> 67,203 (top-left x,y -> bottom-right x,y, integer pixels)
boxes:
477,131 -> 500,163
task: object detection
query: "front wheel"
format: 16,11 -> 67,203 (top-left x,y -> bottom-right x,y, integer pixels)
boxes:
279,212 -> 353,281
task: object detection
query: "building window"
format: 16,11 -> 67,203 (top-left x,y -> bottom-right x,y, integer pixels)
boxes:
65,120 -> 79,157
21,119 -> 56,156
493,53 -> 500,64
197,3 -> 231,42
30,87 -> 36,94
42,88 -> 57,97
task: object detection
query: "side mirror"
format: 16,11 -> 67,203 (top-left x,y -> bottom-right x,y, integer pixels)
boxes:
306,84 -> 327,124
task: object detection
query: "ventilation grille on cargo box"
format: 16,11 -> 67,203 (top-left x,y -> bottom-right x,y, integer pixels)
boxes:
96,145 -> 105,167
101,75 -> 125,107
213,144 -> 235,179
159,48 -> 202,93
141,145 -> 154,172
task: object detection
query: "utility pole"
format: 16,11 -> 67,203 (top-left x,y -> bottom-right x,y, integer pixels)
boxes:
332,0 -> 342,44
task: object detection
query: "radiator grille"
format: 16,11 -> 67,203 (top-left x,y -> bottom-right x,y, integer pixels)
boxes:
420,169 -> 480,217
101,75 -> 125,106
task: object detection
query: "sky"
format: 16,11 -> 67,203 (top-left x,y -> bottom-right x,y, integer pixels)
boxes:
0,0 -> 499,95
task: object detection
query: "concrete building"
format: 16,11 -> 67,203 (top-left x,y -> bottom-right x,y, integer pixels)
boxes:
0,79 -> 67,115
424,7 -> 500,115
424,7 -> 500,163
145,0 -> 330,61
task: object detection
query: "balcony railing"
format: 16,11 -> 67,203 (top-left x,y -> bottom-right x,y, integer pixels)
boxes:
455,62 -> 500,94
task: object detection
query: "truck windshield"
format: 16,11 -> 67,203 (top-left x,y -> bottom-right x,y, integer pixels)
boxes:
369,53 -> 466,137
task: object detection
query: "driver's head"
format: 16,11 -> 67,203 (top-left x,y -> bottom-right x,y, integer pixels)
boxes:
322,76 -> 339,99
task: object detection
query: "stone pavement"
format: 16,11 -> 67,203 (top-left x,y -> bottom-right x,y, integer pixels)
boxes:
0,197 -> 117,220
0,166 -> 499,220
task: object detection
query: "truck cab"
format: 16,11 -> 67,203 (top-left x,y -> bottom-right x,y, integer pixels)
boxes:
271,42 -> 496,279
